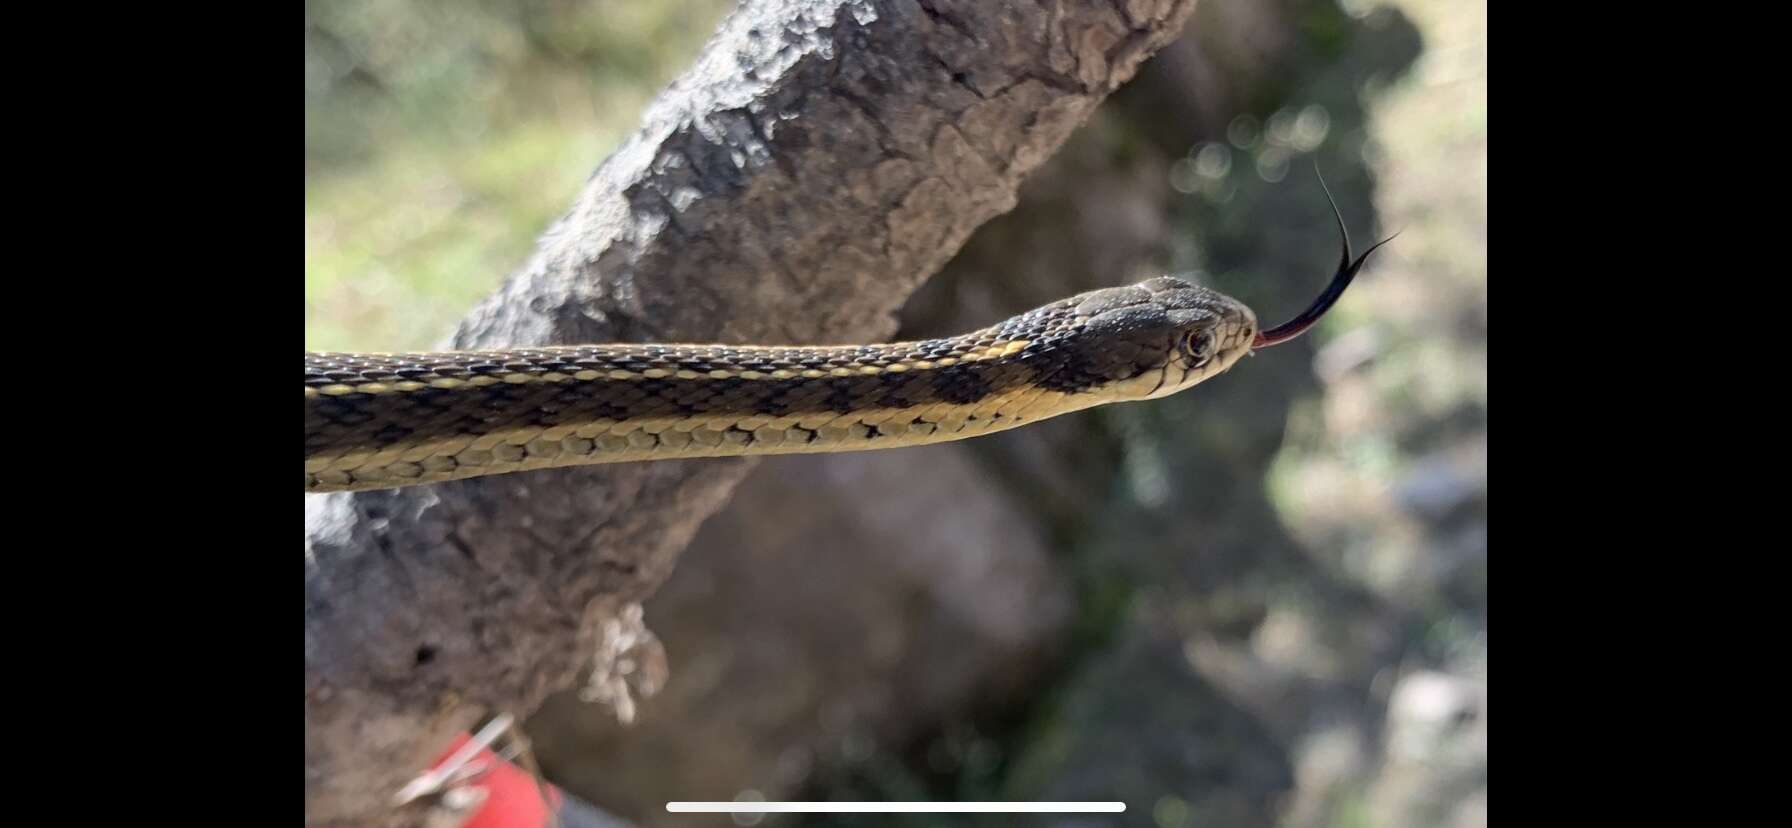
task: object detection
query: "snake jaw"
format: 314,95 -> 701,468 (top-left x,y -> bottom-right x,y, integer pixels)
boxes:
1126,303 -> 1258,402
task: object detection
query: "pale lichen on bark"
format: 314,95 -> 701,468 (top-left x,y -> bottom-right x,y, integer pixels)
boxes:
304,1 -> 1200,824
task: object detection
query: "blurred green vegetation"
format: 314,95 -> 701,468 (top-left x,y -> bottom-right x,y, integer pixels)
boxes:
305,0 -> 735,352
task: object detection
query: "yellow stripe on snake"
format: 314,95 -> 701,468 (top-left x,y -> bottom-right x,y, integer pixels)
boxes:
305,186 -> 1390,494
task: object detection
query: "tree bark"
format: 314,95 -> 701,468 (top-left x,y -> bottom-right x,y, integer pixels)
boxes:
303,0 -> 1199,823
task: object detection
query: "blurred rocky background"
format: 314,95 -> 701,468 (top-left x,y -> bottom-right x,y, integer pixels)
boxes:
306,1 -> 1486,826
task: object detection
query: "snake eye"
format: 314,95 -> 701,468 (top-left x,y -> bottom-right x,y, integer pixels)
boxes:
1181,332 -> 1213,367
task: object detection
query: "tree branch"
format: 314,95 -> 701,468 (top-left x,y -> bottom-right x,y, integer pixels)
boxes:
303,0 -> 1198,823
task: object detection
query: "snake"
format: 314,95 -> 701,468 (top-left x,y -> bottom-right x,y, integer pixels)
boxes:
306,183 -> 1390,494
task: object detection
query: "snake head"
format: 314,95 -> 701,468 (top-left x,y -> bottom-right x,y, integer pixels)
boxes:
1078,167 -> 1393,394
1056,275 -> 1258,400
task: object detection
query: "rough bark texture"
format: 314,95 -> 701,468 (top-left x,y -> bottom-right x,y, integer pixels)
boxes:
528,443 -> 1073,820
303,0 -> 1200,824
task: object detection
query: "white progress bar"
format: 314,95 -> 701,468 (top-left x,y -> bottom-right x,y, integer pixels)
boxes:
667,802 -> 1125,813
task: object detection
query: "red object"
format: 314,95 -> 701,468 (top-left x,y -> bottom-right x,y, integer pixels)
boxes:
430,732 -> 562,828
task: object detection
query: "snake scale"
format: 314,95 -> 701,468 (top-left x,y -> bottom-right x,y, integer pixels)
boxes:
306,183 -> 1389,494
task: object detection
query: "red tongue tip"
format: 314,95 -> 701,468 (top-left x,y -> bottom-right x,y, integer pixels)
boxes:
1252,326 -> 1305,349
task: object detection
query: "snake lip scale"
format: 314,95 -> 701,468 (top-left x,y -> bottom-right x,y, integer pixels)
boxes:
305,177 -> 1389,494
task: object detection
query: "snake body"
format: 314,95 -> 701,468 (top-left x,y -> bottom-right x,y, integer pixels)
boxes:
305,276 -> 1261,493
307,172 -> 1389,494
